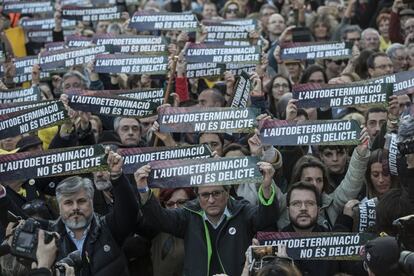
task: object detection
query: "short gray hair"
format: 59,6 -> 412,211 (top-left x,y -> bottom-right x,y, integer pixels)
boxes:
361,28 -> 380,39
341,25 -> 362,40
56,176 -> 94,203
62,70 -> 88,89
386,43 -> 406,59
113,116 -> 141,132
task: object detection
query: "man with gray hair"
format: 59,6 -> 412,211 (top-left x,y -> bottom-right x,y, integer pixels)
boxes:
52,149 -> 138,276
361,28 -> 381,52
114,117 -> 144,147
386,43 -> 409,72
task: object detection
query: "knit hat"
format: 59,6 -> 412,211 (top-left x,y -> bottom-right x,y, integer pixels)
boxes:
362,236 -> 401,276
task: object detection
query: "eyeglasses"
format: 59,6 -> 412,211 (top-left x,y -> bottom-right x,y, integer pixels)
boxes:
165,199 -> 188,208
289,200 -> 317,208
198,190 -> 226,201
226,8 -> 239,14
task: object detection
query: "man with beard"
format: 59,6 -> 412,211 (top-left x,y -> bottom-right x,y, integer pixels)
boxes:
92,171 -> 114,215
51,149 -> 138,276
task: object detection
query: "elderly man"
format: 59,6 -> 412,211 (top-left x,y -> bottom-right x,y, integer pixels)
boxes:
386,43 -> 409,72
135,162 -> 278,276
51,149 -> 138,275
360,28 -> 381,52
114,117 -> 145,147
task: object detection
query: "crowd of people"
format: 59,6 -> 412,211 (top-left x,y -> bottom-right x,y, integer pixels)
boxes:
0,0 -> 414,275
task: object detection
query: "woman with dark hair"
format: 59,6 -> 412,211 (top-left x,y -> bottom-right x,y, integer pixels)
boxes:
151,188 -> 196,276
267,74 -> 292,118
221,0 -> 243,19
362,149 -> 398,201
354,49 -> 375,80
309,13 -> 338,41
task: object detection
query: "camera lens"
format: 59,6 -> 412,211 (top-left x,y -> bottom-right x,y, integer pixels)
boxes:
399,251 -> 414,274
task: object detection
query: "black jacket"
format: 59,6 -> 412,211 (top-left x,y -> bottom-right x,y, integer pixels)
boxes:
50,175 -> 138,276
140,188 -> 279,276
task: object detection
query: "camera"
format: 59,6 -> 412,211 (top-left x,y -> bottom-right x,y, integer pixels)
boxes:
397,137 -> 414,155
55,250 -> 82,275
393,215 -> 414,274
9,218 -> 55,265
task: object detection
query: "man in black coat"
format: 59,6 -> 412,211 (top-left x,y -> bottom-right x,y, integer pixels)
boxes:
135,161 -> 279,276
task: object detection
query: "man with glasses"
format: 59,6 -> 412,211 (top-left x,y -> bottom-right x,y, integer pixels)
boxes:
134,161 -> 278,276
367,52 -> 394,78
386,43 -> 409,72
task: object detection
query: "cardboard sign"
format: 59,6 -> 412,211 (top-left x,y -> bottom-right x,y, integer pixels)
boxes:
256,232 -> 375,260
39,46 -> 109,71
185,43 -> 261,64
67,92 -> 159,118
62,6 -> 122,22
93,35 -> 167,53
3,1 -> 53,14
0,87 -> 41,104
0,100 -> 56,115
186,62 -> 225,78
0,101 -> 69,139
281,41 -> 352,60
231,71 -> 251,108
94,54 -> 168,75
260,119 -> 361,146
293,83 -> 393,108
119,144 -> 212,174
0,145 -> 107,181
148,156 -> 262,188
357,199 -> 377,233
367,71 -> 414,96
129,11 -> 199,31
158,107 -> 259,133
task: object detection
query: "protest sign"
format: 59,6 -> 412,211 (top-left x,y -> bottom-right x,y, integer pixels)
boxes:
0,145 -> 107,182
367,71 -> 414,96
281,41 -> 352,61
94,54 -> 168,75
116,88 -> 166,105
119,144 -> 212,174
186,62 -> 225,78
230,71 -> 251,108
256,232 -> 375,260
185,43 -> 261,64
66,35 -> 93,48
45,42 -> 66,52
0,100 -> 56,115
39,46 -> 109,71
0,56 -> 50,84
27,30 -> 53,43
21,18 -> 76,30
203,19 -> 257,41
293,83 -> 393,108
62,6 -> 122,22
0,87 -> 41,104
67,92 -> 159,118
91,0 -> 116,4
226,63 -> 256,75
158,107 -> 259,133
384,133 -> 399,176
93,35 -> 167,53
260,119 -> 361,146
148,156 -> 262,188
3,1 -> 53,14
129,11 -> 198,31
0,101 -> 69,139
357,198 -> 377,233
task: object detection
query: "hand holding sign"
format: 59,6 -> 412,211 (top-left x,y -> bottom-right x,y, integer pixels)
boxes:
257,161 -> 274,199
106,147 -> 123,179
31,64 -> 41,86
248,132 -> 263,157
356,127 -> 370,156
388,95 -> 399,119
286,99 -> 299,121
343,199 -> 359,217
134,164 -> 151,190
250,72 -> 263,97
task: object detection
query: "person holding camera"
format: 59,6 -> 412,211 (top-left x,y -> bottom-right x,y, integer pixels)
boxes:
48,148 -> 138,276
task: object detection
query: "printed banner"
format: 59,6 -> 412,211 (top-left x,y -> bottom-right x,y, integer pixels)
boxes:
66,35 -> 93,48
158,107 -> 259,133
281,41 -> 352,60
148,156 -> 262,188
129,11 -> 198,31
293,83 -> 393,108
0,87 -> 41,104
93,35 -> 167,53
116,88 -> 166,105
231,71 -> 251,108
0,100 -> 56,115
21,18 -> 76,30
226,63 -> 256,75
357,198 -> 377,233
0,101 -> 69,139
0,56 -> 50,83
27,30 -> 53,43
384,133 -> 399,176
39,46 -> 109,71
260,119 -> 361,145
3,1 -> 53,14
256,232 -> 375,260
367,71 -> 414,96
94,54 -> 168,75
185,43 -> 261,64
203,19 -> 257,41
67,92 -> 159,118
186,62 -> 225,78
91,0 -> 116,4
119,144 -> 212,174
62,6 -> 122,22
0,145 -> 107,182
45,42 -> 66,52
